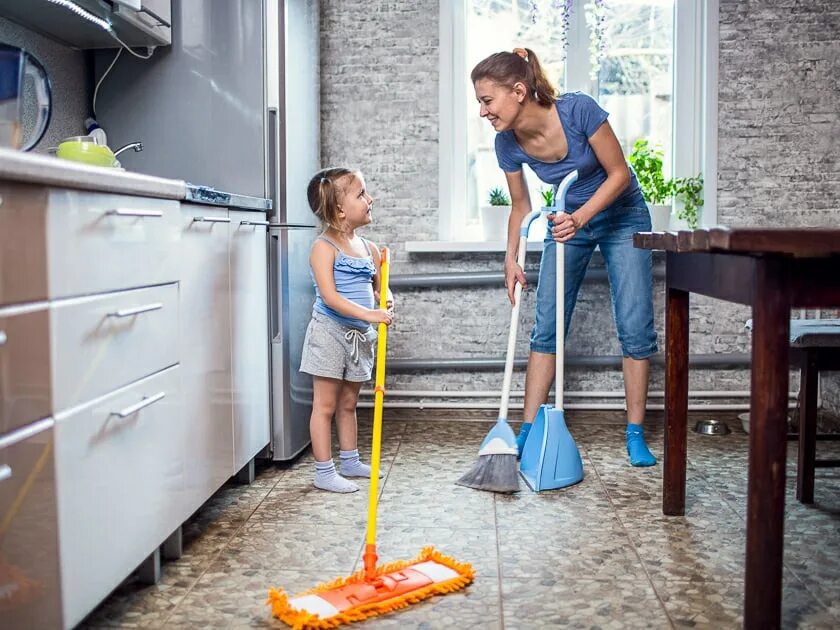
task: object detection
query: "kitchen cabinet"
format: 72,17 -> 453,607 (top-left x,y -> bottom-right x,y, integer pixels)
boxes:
0,418 -> 62,630
1,152 -> 272,628
229,211 -> 271,480
54,366 -> 184,629
176,204 -> 234,510
0,0 -> 172,49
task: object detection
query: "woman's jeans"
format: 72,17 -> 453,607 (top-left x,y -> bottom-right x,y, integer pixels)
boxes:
531,195 -> 658,360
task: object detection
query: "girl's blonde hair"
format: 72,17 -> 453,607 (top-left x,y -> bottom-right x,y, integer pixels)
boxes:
470,47 -> 556,108
306,167 -> 356,228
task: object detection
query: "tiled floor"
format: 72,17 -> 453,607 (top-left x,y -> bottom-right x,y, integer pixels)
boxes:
79,412 -> 840,629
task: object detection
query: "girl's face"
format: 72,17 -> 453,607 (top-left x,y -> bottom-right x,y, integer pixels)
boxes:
338,174 -> 373,229
474,78 -> 525,132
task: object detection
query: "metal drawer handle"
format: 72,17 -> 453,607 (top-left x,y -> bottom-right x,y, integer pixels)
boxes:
193,216 -> 231,223
240,220 -> 270,227
106,208 -> 164,218
0,465 -> 11,483
0,330 -> 6,346
108,302 -> 163,318
112,392 -> 166,418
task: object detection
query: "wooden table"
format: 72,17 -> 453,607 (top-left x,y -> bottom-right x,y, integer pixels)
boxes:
634,228 -> 840,629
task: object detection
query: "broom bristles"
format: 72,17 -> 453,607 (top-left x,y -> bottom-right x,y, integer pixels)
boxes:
455,453 -> 520,493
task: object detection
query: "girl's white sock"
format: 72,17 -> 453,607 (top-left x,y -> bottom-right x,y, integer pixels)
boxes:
339,449 -> 382,478
313,459 -> 359,493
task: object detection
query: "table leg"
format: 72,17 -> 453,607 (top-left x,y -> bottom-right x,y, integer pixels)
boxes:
744,261 -> 790,629
664,286 -> 689,516
796,351 -> 818,504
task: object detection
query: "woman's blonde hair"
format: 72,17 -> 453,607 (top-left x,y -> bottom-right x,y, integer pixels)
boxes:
470,47 -> 556,107
306,167 -> 356,228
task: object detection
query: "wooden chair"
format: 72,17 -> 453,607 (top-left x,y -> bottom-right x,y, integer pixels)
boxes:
788,319 -> 840,504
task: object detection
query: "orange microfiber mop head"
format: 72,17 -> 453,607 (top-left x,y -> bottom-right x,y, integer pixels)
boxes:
267,546 -> 474,630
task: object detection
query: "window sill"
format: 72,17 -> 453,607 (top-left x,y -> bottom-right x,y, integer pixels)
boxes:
404,240 -> 545,253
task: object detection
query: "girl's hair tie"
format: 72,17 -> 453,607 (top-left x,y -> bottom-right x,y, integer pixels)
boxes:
320,177 -> 329,184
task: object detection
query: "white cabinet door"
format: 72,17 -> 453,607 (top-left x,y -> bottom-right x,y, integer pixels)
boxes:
177,205 -> 233,510
229,212 -> 270,473
54,366 -> 184,629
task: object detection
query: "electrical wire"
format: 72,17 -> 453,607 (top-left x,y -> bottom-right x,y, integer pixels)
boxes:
92,47 -> 122,117
107,29 -> 155,60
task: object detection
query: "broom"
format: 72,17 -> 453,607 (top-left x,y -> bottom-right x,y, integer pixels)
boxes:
268,247 -> 474,630
456,206 -> 546,493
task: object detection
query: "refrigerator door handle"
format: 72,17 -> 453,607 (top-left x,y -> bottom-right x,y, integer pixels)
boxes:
267,107 -> 279,216
272,223 -> 317,229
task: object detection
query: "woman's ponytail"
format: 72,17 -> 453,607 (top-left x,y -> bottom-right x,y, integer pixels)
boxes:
470,47 -> 557,108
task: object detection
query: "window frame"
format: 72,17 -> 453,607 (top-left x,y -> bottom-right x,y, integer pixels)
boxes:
433,0 -> 718,246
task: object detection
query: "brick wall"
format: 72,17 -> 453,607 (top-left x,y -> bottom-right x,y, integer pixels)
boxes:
320,0 -> 838,415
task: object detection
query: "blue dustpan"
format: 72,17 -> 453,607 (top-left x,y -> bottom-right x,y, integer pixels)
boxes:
519,171 -> 584,492
520,405 -> 583,491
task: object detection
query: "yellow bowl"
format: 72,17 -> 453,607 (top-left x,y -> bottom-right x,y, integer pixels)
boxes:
56,140 -> 118,168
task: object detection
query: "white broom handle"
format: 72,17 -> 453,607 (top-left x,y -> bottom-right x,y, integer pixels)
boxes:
556,238 -> 563,408
552,170 -> 579,409
499,234 -> 528,419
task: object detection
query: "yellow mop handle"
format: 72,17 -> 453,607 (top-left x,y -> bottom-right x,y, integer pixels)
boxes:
363,247 -> 390,577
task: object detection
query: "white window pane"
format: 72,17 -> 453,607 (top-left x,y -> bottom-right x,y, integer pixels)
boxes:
465,1 -> 567,240
594,0 -> 675,175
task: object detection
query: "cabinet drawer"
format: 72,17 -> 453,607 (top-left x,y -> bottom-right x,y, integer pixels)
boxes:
46,189 -> 180,298
50,283 -> 178,413
54,366 -> 185,628
0,182 -> 49,306
0,303 -> 52,435
0,418 -> 63,630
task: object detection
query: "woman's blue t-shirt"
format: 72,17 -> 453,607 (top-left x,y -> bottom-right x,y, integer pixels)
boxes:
494,92 -> 642,211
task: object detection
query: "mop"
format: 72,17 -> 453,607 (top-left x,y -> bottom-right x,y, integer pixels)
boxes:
268,247 -> 474,630
519,171 -> 585,492
456,190 -> 557,493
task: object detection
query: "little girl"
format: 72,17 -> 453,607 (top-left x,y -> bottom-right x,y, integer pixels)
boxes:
299,167 -> 394,493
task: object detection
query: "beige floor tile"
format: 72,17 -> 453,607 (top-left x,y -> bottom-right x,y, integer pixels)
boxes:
502,577 -> 670,630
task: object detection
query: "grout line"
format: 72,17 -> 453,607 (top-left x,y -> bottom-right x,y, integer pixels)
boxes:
583,443 -> 677,630
493,493 -> 506,630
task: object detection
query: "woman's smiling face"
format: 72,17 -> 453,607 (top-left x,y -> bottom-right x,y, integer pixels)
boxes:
474,78 -> 524,132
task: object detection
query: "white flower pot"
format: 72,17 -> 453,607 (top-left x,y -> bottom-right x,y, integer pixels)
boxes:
480,205 -> 510,241
649,203 -> 671,232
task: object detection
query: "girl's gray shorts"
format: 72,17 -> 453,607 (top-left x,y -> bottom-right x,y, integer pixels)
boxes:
299,312 -> 377,382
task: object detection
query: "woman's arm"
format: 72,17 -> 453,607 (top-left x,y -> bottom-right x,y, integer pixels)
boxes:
503,170 -> 533,305
310,240 -> 391,324
551,120 -> 631,242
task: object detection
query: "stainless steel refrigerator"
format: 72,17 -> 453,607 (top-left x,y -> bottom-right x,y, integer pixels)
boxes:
96,0 -> 319,461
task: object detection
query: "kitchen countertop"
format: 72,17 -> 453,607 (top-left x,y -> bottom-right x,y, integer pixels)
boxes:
0,148 -> 270,211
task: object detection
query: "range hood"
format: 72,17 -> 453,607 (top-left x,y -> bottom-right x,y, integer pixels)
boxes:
0,0 -> 171,49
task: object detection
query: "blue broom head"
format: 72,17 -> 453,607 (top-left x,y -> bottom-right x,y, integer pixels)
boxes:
477,417 -> 518,456
520,405 -> 584,491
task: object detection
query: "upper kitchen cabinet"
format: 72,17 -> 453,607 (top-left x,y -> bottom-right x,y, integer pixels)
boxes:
0,0 -> 171,49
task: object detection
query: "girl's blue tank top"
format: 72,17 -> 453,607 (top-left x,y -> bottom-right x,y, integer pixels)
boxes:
311,235 -> 375,331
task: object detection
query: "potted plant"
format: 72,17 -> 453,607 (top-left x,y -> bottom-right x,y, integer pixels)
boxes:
540,187 -> 554,210
628,139 -> 704,230
480,187 -> 511,241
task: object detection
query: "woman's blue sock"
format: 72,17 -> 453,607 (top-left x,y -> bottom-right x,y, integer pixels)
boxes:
626,424 -> 657,467
516,422 -> 532,459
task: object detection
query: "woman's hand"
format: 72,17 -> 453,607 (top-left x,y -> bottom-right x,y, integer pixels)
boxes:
365,308 -> 393,326
504,257 -> 527,305
548,211 -> 584,242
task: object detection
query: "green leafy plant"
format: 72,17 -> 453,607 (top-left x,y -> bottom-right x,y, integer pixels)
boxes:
628,139 -> 704,229
488,187 -> 511,206
540,187 -> 555,207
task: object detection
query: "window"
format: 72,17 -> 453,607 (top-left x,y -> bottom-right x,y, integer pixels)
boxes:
436,0 -> 718,245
